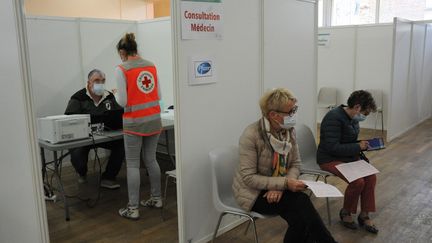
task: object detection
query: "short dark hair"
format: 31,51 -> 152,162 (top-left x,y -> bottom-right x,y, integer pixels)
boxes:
87,69 -> 105,80
117,33 -> 138,56
347,90 -> 377,112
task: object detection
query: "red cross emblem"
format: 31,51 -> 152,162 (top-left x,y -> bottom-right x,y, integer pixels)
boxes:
137,71 -> 155,94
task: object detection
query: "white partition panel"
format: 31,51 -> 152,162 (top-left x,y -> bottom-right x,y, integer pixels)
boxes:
422,24 -> 432,118
0,0 -> 47,242
137,17 -> 173,109
173,0 -> 317,242
264,0 -> 316,133
26,17 -> 83,117
407,23 -> 426,126
388,20 -> 412,141
79,19 -> 137,91
317,27 -> 356,122
173,0 -> 262,242
355,25 -> 393,130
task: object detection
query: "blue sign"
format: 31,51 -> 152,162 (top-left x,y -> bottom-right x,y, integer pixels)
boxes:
196,61 -> 212,75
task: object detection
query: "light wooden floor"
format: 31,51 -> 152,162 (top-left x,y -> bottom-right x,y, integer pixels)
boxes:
47,120 -> 432,243
45,154 -> 178,243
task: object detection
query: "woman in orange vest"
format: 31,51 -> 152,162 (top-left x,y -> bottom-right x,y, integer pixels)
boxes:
115,33 -> 163,220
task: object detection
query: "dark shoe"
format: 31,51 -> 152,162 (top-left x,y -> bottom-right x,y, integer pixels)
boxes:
358,215 -> 379,234
339,209 -> 357,230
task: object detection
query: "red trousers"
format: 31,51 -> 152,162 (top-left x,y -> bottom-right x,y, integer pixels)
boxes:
320,161 -> 376,214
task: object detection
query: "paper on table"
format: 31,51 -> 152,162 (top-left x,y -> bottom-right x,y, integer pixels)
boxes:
335,160 -> 379,183
301,180 -> 343,198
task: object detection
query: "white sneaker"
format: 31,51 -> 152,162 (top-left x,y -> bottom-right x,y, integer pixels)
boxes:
119,206 -> 139,220
140,196 -> 163,208
100,179 -> 120,189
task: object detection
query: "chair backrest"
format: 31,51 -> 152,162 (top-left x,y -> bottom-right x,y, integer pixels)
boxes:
317,87 -> 337,108
209,145 -> 239,211
366,89 -> 383,110
295,124 -> 321,171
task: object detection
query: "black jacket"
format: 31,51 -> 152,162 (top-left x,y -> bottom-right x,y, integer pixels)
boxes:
64,88 -> 122,117
316,105 -> 361,164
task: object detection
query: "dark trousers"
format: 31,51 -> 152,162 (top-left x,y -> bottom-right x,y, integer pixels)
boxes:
69,140 -> 125,180
252,190 -> 336,243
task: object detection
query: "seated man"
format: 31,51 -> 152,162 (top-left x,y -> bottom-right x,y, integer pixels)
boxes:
65,69 -> 125,189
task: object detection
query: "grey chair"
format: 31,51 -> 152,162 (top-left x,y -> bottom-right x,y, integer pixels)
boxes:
296,124 -> 336,225
317,87 -> 338,111
209,145 -> 275,243
161,169 -> 176,220
366,89 -> 384,138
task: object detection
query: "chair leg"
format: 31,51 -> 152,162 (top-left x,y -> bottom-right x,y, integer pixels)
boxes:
326,197 -> 331,225
249,216 -> 259,243
380,111 -> 384,138
161,175 -> 170,221
212,212 -> 226,242
324,176 -> 331,225
373,112 -> 379,138
244,220 -> 251,235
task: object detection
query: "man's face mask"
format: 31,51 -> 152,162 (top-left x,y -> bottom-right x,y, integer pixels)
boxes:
92,83 -> 105,96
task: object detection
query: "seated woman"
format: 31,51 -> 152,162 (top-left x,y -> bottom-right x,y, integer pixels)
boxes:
317,90 -> 379,234
232,88 -> 337,243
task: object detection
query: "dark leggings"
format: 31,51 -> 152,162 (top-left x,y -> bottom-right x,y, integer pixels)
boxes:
252,190 -> 337,243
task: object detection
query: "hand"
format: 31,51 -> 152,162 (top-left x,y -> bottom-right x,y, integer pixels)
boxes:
263,190 -> 283,203
359,140 -> 369,150
286,178 -> 307,192
111,89 -> 118,94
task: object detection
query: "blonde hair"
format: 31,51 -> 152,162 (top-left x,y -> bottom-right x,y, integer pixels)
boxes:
259,88 -> 297,116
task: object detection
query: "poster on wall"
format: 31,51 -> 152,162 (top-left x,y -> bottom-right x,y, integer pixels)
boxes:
317,33 -> 331,47
181,0 -> 223,40
188,54 -> 217,85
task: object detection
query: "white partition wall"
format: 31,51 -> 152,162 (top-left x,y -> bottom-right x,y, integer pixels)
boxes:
26,16 -> 172,117
354,25 -> 393,130
0,0 -> 47,242
172,1 -> 262,242
388,19 -> 432,141
137,17 -> 174,109
79,19 -> 137,91
317,27 -> 357,122
26,17 -> 84,117
317,24 -> 394,131
264,0 -> 317,133
172,0 -> 317,242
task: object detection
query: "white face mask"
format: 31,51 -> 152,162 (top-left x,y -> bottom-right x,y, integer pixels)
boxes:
280,114 -> 297,129
92,83 -> 105,96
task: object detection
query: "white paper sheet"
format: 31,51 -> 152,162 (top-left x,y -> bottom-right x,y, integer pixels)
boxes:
301,180 -> 343,198
335,160 -> 380,183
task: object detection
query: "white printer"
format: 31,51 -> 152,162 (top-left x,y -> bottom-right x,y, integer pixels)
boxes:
37,114 -> 91,144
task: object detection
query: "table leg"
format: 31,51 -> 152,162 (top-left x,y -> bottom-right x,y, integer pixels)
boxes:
165,130 -> 175,168
53,151 -> 70,221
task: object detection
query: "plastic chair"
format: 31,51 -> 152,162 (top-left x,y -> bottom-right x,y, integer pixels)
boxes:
209,145 -> 275,243
296,124 -> 336,225
161,169 -> 176,220
366,89 -> 384,138
317,87 -> 338,111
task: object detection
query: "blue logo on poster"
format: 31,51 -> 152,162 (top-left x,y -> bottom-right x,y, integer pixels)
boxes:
197,62 -> 212,75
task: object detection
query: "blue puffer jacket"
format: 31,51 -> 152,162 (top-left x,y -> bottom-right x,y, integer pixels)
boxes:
317,105 -> 361,164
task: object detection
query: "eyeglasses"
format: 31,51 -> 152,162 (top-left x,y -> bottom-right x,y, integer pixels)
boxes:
273,105 -> 298,116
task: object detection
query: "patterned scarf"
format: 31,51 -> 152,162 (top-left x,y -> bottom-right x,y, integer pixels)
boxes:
262,118 -> 292,177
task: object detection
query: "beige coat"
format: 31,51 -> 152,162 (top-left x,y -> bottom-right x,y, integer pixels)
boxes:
232,119 -> 301,211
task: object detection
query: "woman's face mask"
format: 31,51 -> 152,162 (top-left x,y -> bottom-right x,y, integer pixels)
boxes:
92,83 -> 105,96
279,114 -> 297,129
353,113 -> 367,122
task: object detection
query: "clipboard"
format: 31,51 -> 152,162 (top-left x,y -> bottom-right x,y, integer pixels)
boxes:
367,137 -> 385,151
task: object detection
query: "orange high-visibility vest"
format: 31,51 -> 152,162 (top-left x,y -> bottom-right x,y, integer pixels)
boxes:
118,64 -> 161,132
